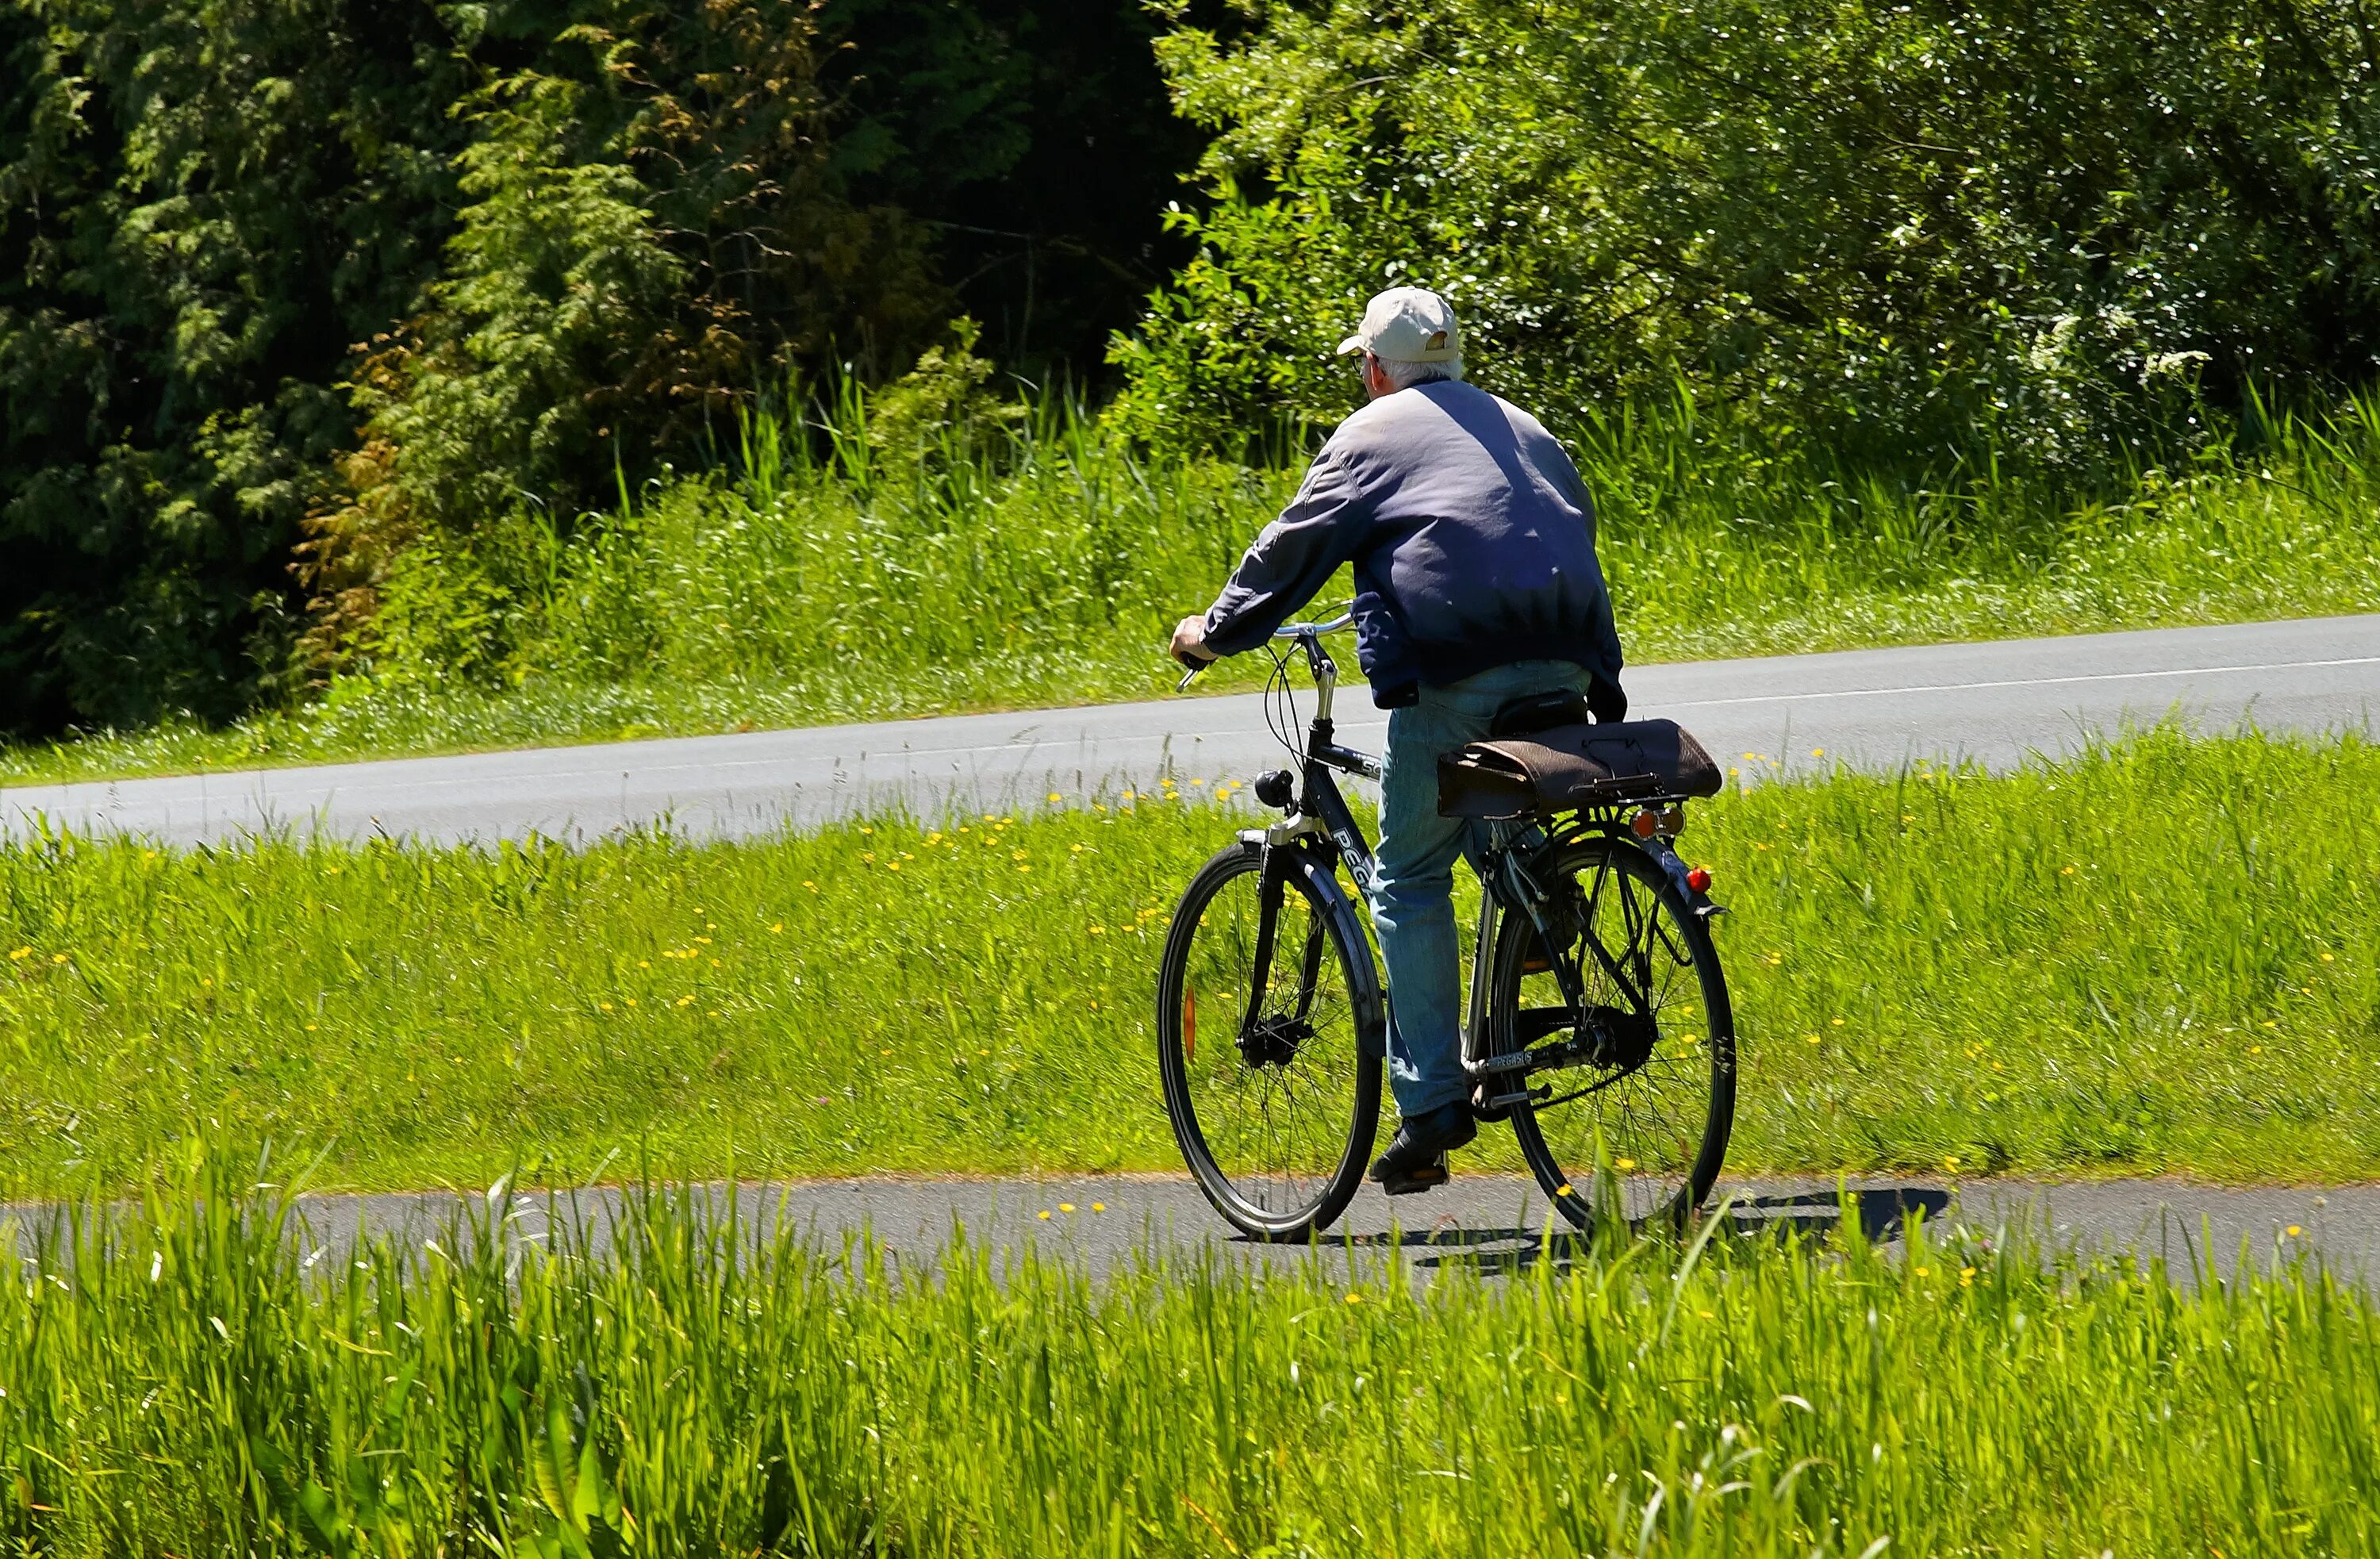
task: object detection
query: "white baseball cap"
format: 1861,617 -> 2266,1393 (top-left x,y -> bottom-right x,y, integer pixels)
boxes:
1336,286 -> 1462,363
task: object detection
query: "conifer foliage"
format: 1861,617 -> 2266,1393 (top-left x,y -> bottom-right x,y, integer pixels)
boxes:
0,0 -> 1187,735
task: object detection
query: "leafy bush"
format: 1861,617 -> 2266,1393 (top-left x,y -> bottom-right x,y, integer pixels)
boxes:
1113,0 -> 2380,474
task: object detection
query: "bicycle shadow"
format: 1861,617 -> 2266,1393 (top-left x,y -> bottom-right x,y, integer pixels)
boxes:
1322,1185 -> 1953,1276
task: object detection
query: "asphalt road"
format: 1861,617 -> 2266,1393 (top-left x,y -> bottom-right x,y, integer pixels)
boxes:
6,613 -> 2377,845
43,1173 -> 2350,1287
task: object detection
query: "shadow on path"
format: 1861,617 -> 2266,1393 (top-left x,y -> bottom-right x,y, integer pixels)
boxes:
1280,1185 -> 1958,1276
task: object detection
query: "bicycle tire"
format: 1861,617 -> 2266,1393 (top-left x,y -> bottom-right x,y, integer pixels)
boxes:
1156,840 -> 1384,1240
1487,835 -> 1735,1234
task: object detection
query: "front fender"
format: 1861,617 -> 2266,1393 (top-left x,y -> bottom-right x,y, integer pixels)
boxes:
1282,841 -> 1388,1061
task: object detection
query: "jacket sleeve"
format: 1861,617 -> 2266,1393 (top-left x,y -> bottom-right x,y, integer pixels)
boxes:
1200,441 -> 1372,655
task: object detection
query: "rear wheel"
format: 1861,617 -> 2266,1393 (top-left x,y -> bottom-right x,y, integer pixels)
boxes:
1486,835 -> 1735,1234
1156,842 -> 1382,1240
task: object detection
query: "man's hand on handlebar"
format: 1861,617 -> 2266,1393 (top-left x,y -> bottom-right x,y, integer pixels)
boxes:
1170,615 -> 1219,670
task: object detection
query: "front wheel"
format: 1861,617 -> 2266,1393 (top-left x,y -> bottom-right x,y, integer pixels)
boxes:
1487,835 -> 1736,1234
1156,842 -> 1384,1240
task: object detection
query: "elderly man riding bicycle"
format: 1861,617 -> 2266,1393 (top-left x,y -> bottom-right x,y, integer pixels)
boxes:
1173,286 -> 1630,1196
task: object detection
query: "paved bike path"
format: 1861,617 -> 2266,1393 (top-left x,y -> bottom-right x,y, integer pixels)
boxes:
6,614 -> 2375,845
46,1173 -> 2351,1286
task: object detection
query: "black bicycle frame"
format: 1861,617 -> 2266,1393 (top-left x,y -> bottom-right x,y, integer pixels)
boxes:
1230,620 -> 1713,1094
1288,630 -> 1381,893
1231,626 -> 1376,1055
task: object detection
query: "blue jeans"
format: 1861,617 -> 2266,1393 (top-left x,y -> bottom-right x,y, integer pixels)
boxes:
1370,660 -> 1591,1120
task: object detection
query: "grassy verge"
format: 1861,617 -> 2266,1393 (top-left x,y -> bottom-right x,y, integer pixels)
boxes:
6,1157 -> 2378,1557
7,392 -> 2380,787
1,728 -> 2370,1193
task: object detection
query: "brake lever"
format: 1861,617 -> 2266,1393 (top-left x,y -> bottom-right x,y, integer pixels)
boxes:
1175,661 -> 1204,693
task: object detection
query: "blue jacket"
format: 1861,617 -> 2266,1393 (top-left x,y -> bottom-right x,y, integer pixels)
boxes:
1201,380 -> 1626,712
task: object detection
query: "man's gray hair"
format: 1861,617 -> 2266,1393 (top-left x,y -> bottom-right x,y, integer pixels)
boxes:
1374,352 -> 1464,390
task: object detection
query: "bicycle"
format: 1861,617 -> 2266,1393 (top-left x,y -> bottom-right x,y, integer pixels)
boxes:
1155,612 -> 1735,1241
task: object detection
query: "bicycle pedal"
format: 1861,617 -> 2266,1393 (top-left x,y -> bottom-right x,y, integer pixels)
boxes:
1380,1166 -> 1447,1200
1380,1157 -> 1450,1195
1467,1051 -> 1533,1076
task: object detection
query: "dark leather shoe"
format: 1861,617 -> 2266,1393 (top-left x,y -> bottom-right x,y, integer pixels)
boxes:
1368,1102 -> 1479,1195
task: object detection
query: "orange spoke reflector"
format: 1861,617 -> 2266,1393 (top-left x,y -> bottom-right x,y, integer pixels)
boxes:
1183,988 -> 1196,1063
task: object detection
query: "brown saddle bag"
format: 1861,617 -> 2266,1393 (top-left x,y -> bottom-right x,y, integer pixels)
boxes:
1438,718 -> 1723,820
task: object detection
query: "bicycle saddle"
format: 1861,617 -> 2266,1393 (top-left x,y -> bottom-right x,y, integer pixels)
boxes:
1489,688 -> 1592,738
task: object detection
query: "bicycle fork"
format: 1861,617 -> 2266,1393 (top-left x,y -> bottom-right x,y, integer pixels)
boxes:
1235,841 -> 1331,1068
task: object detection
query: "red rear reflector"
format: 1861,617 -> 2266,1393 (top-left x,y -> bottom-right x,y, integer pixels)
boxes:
1631,810 -> 1658,838
1686,866 -> 1712,893
1183,989 -> 1196,1062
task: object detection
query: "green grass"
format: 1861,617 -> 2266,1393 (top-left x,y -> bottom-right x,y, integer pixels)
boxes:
0,728 -> 2371,1194
6,1152 -> 2378,1557
8,388 -> 2380,786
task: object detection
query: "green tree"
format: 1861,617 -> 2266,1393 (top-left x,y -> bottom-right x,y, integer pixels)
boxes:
0,0 -> 466,733
300,0 -> 950,681
0,0 -> 1207,735
1112,0 -> 2380,472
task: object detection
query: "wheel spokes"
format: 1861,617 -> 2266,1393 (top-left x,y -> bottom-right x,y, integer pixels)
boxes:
1179,874 -> 1362,1213
1522,844 -> 1723,1227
